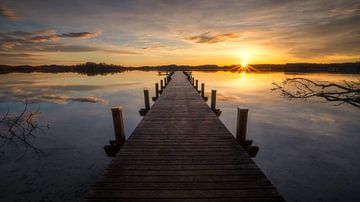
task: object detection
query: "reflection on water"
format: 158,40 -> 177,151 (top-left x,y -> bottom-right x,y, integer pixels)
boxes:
193,71 -> 360,202
0,71 -> 359,201
272,77 -> 360,107
0,99 -> 49,158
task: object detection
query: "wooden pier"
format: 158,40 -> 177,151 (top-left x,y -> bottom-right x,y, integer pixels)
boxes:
86,72 -> 283,201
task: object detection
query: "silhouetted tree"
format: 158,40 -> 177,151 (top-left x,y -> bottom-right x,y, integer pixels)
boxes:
272,78 -> 360,107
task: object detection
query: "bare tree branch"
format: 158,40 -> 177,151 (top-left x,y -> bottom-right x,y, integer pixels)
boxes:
0,99 -> 49,157
272,78 -> 360,107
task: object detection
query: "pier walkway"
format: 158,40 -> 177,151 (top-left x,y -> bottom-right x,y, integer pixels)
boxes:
85,71 -> 283,201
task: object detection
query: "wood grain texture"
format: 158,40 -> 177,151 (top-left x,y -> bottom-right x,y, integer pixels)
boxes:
85,72 -> 284,201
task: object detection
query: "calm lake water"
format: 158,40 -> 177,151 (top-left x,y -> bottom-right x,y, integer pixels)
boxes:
0,71 -> 359,201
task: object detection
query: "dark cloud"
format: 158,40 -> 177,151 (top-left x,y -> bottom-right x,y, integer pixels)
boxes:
58,32 -> 100,39
0,30 -> 56,38
29,35 -> 61,42
0,30 -> 103,59
0,30 -> 100,45
0,53 -> 43,58
186,32 -> 241,44
38,44 -> 99,52
0,29 -> 139,57
0,5 -> 19,21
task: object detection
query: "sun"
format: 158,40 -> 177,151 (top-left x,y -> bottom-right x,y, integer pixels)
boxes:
230,50 -> 259,73
241,60 -> 248,67
240,51 -> 249,67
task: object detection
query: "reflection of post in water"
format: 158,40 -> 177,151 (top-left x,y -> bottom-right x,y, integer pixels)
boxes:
0,99 -> 49,157
272,77 -> 360,107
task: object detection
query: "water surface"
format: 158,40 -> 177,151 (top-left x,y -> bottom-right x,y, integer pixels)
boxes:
0,71 -> 359,201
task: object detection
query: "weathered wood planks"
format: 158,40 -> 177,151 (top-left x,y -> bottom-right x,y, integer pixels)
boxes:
85,71 -> 283,201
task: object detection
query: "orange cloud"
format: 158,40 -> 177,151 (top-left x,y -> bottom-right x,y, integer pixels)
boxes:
0,5 -> 20,21
58,31 -> 101,39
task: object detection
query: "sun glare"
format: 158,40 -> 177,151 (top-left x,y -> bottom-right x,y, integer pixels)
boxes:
240,51 -> 249,67
231,50 -> 259,73
241,60 -> 248,67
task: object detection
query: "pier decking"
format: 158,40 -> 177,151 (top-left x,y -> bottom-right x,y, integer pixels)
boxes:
85,72 -> 283,201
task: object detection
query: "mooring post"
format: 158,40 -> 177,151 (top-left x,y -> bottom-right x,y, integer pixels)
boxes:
155,83 -> 159,98
195,80 -> 199,91
211,90 -> 221,116
201,83 -> 208,101
192,78 -> 195,86
144,89 -> 150,111
236,108 -> 248,146
201,83 -> 205,97
152,83 -> 159,101
104,106 -> 126,157
160,80 -> 164,92
164,77 -> 167,86
111,107 -> 126,146
139,89 -> 150,116
211,90 -> 216,110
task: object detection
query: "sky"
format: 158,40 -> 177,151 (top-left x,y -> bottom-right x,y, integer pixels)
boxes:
0,0 -> 359,66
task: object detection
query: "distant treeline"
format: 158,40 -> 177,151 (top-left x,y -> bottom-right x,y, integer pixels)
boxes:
0,62 -> 130,76
0,62 -> 359,75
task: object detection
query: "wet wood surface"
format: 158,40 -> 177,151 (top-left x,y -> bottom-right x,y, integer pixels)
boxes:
85,71 -> 283,201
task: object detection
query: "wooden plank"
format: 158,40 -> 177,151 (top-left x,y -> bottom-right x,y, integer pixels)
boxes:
86,189 -> 281,199
85,72 -> 283,201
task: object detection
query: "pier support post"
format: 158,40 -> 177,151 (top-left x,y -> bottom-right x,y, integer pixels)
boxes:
211,90 -> 221,116
160,80 -> 164,93
192,77 -> 195,86
236,108 -> 259,157
195,80 -> 199,92
201,83 -> 208,101
211,90 -> 216,110
152,83 -> 159,101
104,107 -> 126,157
112,107 -> 126,145
139,89 -> 150,116
164,78 -> 167,86
236,108 -> 248,146
144,89 -> 150,110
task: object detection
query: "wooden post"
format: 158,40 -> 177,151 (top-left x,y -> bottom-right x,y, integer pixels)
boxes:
192,78 -> 195,86
111,107 -> 125,146
211,90 -> 216,111
160,80 -> 164,91
155,83 -> 159,98
195,80 -> 199,91
144,89 -> 150,110
164,77 -> 167,86
236,108 -> 248,146
201,83 -> 205,98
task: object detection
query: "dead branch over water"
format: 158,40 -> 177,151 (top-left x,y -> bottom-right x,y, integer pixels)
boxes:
0,99 -> 49,156
272,78 -> 360,107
